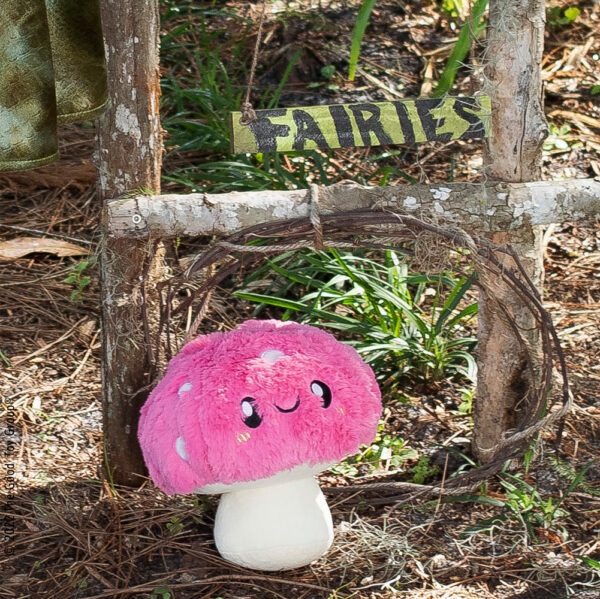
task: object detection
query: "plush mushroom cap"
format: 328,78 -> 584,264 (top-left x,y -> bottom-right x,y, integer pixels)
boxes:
138,320 -> 382,495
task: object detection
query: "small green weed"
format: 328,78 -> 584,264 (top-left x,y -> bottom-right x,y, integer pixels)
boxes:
307,64 -> 341,93
543,122 -> 579,153
547,5 -> 580,27
576,556 -> 600,570
360,431 -> 418,470
330,425 -> 418,477
447,461 -> 596,545
166,516 -> 184,534
411,455 -> 440,484
456,386 -> 474,415
449,483 -> 568,543
150,586 -> 172,599
432,0 -> 488,97
320,64 -> 336,80
548,456 -> 600,497
63,258 -> 94,304
348,0 -> 378,81
328,460 -> 361,478
441,0 -> 466,18
0,348 -> 12,368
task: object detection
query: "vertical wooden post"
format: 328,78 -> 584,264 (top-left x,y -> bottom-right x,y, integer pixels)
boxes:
473,0 -> 548,461
95,0 -> 162,485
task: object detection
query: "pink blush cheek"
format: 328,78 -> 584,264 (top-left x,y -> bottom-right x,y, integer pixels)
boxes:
308,376 -> 381,459
197,389 -> 319,484
207,414 -> 288,484
178,392 -> 280,485
287,400 -> 359,464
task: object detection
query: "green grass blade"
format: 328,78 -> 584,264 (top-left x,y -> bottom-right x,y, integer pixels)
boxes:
560,459 -> 598,504
463,515 -> 508,534
576,555 -> 600,569
432,0 -> 489,97
434,276 -> 473,333
443,303 -> 478,332
235,292 -> 370,330
447,349 -> 478,381
267,48 -> 302,109
441,494 -> 506,508
348,0 -> 378,81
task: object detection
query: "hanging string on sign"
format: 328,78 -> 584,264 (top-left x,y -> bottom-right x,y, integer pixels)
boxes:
239,0 -> 269,126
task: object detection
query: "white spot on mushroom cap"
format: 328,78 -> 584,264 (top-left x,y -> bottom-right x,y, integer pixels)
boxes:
261,349 -> 285,364
175,437 -> 188,461
178,382 -> 192,396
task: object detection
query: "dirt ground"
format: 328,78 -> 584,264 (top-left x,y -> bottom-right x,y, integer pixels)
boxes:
1,1 -> 600,598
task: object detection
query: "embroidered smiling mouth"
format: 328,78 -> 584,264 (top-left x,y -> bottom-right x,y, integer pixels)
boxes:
275,396 -> 301,413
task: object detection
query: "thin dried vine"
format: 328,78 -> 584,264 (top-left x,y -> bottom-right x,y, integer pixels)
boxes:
148,205 -> 571,504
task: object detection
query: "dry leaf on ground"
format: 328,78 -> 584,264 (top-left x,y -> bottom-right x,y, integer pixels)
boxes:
0,237 -> 88,260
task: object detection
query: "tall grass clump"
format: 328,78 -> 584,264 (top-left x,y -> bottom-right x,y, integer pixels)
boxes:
159,1 -> 337,192
237,249 -> 478,395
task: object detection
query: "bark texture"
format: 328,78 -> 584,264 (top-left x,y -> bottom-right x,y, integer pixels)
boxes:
473,0 -> 549,462
107,179 -> 600,239
95,0 -> 162,485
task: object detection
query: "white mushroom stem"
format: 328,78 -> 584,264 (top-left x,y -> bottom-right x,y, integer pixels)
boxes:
214,476 -> 334,571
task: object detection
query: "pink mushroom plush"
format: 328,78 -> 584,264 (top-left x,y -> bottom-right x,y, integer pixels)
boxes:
138,319 -> 382,570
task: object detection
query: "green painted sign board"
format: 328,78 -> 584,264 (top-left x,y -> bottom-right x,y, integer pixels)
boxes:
229,96 -> 491,154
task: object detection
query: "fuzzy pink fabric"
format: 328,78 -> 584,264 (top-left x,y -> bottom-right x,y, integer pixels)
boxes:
138,320 -> 381,495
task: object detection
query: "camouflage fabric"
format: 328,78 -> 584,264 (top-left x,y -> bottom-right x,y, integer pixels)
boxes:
0,0 -> 108,172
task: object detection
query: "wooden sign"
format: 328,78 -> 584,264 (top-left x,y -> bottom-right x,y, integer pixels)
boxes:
229,96 -> 491,154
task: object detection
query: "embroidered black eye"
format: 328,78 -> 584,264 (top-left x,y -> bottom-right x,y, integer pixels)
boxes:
311,381 -> 332,409
241,398 -> 262,428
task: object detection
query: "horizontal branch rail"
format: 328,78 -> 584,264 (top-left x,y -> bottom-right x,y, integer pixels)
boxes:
107,178 -> 600,239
